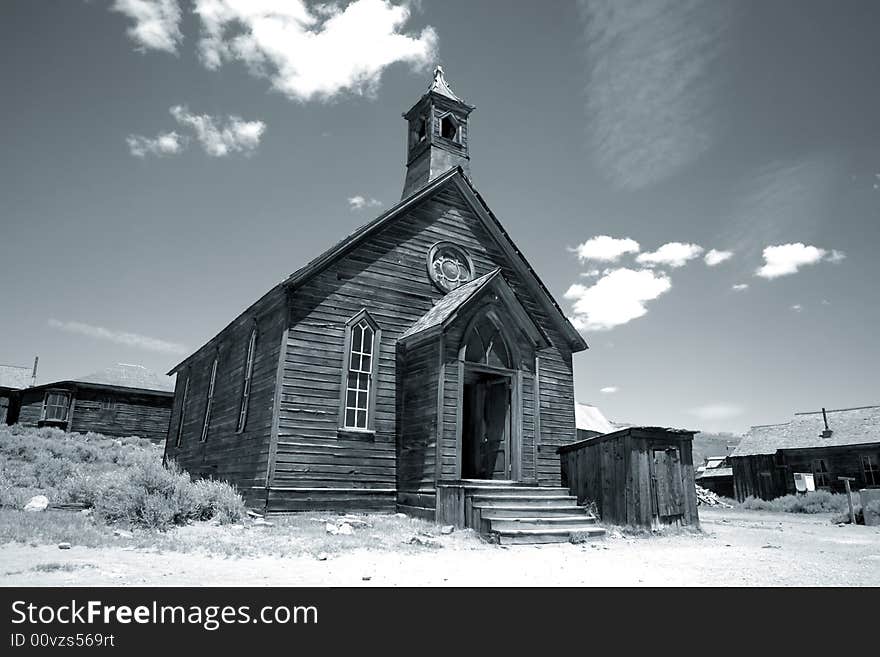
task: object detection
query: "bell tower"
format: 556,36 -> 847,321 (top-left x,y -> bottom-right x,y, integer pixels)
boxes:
402,66 -> 475,198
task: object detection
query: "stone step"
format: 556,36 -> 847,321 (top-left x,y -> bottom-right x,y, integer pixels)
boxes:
483,516 -> 599,532
495,526 -> 607,545
465,486 -> 571,497
469,504 -> 588,518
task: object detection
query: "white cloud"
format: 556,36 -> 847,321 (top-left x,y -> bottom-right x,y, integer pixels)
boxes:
169,105 -> 266,156
791,304 -> 803,312
731,283 -> 749,291
827,249 -> 846,263
193,0 -> 438,102
636,242 -> 704,268
755,243 -> 827,279
126,131 -> 186,157
688,403 -> 744,421
48,319 -> 187,356
579,0 -> 732,189
572,235 -> 640,263
566,267 -> 672,331
348,195 -> 382,211
111,0 -> 183,54
704,248 -> 733,266
600,386 -> 619,394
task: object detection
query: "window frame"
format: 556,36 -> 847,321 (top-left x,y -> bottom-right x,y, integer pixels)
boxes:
236,326 -> 258,434
174,374 -> 190,448
862,453 -> 880,487
40,390 -> 71,423
811,458 -> 831,488
338,309 -> 381,434
200,356 -> 219,443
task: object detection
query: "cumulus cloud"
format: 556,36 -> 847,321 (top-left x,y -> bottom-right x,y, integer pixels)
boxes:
169,105 -> 266,156
111,0 -> 183,53
704,248 -> 733,266
688,403 -> 744,421
827,249 -> 846,263
731,283 -> 749,291
579,0 -> 732,189
193,0 -> 438,102
791,304 -> 803,312
566,267 -> 672,331
348,195 -> 382,211
636,242 -> 704,268
126,131 -> 186,157
600,386 -> 619,394
48,319 -> 187,356
572,235 -> 640,263
755,243 -> 828,279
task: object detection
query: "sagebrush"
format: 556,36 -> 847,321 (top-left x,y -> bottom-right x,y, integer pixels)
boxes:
738,490 -> 856,514
0,425 -> 246,529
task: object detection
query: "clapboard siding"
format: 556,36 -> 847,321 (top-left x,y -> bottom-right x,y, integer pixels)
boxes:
15,384 -> 172,443
273,183 -> 579,509
165,287 -> 287,505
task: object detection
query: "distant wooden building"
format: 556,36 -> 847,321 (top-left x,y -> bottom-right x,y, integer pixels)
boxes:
559,427 -> 699,529
730,406 -> 880,501
695,455 -> 734,498
16,364 -> 174,443
0,364 -> 32,425
164,68 -> 596,541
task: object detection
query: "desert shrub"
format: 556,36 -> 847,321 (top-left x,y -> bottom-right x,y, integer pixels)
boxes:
62,459 -> 246,530
831,506 -> 864,524
739,491 -> 856,514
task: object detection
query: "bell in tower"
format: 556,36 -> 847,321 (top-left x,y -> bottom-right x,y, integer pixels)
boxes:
401,66 -> 475,198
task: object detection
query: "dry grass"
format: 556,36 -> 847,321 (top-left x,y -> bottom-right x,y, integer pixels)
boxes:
0,509 -> 483,558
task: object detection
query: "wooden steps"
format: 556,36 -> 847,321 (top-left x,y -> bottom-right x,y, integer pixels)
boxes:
458,481 -> 605,545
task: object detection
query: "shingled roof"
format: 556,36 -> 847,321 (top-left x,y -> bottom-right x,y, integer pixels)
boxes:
0,364 -> 31,389
399,269 -> 500,342
76,364 -> 175,393
732,405 -> 880,456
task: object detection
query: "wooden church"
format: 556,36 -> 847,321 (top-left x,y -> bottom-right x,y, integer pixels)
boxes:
165,68 -> 604,542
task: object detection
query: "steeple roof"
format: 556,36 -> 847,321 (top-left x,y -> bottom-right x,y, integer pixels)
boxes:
427,65 -> 462,102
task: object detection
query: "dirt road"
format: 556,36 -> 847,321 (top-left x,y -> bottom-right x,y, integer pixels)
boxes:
3,508 -> 879,586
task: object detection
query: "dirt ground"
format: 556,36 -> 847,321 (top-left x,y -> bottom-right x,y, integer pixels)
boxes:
2,508 -> 879,586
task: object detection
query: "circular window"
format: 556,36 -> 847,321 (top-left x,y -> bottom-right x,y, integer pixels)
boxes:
427,242 -> 474,293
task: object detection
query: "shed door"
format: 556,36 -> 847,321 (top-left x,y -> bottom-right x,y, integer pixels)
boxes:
652,448 -> 684,518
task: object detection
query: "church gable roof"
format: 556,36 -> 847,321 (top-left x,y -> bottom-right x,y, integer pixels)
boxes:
282,167 -> 587,352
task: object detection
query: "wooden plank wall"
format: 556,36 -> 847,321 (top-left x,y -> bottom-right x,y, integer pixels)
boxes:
69,389 -> 171,443
397,340 -> 439,508
165,288 -> 288,506
731,454 -> 785,501
560,430 -> 698,528
273,185 -> 578,510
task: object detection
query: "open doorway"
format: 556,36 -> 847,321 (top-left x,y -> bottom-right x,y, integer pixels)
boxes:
462,370 -> 511,480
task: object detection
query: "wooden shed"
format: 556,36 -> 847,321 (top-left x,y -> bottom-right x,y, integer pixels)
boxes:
558,427 -> 699,529
0,363 -> 32,425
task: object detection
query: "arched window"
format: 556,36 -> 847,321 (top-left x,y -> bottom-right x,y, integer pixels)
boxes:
340,311 -> 381,431
464,314 -> 511,369
236,327 -> 257,433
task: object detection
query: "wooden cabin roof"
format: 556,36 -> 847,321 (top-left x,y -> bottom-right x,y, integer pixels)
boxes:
732,405 -> 880,456
77,363 -> 175,392
0,364 -> 31,389
558,425 -> 697,453
169,166 -> 587,374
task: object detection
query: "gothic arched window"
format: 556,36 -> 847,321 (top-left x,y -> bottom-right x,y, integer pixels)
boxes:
340,311 -> 381,431
464,314 -> 511,369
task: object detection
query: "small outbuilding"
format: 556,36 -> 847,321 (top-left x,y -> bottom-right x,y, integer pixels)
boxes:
15,364 -> 175,443
0,364 -> 32,425
695,455 -> 734,498
559,426 -> 699,529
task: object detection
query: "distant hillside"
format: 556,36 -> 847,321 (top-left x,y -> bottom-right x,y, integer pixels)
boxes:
691,432 -> 741,466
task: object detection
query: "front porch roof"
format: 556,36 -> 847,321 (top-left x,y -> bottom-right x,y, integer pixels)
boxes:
398,267 -> 550,349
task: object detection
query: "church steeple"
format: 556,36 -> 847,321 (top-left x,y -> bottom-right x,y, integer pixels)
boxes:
401,66 -> 475,198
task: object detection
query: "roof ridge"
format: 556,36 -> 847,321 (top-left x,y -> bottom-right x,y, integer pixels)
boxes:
794,404 -> 880,416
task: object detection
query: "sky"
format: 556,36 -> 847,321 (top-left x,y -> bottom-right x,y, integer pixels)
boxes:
1,0 -> 878,434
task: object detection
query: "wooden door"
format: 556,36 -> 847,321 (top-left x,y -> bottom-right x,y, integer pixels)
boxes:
482,379 -> 510,479
652,448 -> 684,518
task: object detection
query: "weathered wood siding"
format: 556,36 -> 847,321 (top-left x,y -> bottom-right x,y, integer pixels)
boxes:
15,385 -> 172,443
274,184 -> 578,509
732,444 -> 880,500
560,428 -> 698,528
165,288 -> 287,506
